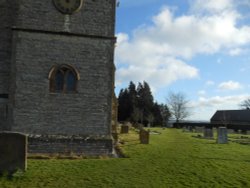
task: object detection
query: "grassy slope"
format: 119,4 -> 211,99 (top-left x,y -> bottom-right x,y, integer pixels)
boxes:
1,129 -> 250,188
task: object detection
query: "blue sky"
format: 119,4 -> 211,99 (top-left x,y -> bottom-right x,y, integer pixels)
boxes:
114,0 -> 250,121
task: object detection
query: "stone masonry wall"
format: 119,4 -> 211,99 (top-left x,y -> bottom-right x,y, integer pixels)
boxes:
0,1 -> 12,94
10,31 -> 114,136
14,0 -> 116,37
28,135 -> 113,156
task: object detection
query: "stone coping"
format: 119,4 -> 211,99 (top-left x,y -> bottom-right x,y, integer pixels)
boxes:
28,134 -> 112,141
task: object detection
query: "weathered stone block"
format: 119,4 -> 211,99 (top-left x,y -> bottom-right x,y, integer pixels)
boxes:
217,127 -> 228,144
120,125 -> 129,134
140,129 -> 149,144
203,128 -> 214,139
0,132 -> 27,174
28,135 -> 113,156
227,129 -> 235,134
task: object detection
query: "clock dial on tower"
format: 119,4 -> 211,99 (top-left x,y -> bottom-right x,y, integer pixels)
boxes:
53,0 -> 83,14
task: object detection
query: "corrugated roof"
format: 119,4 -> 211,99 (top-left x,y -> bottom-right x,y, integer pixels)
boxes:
210,109 -> 250,123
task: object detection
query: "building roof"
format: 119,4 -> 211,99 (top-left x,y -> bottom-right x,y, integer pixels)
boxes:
210,109 -> 250,123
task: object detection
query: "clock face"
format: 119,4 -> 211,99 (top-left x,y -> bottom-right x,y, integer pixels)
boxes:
53,0 -> 83,14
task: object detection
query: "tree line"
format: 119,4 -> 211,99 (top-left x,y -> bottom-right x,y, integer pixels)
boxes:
118,81 -> 171,127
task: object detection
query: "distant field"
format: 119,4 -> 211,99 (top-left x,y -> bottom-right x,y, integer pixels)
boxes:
1,128 -> 250,188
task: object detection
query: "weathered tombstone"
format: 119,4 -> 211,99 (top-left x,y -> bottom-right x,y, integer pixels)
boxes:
0,132 -> 27,174
227,129 -> 235,134
140,129 -> 149,144
195,126 -> 204,133
247,131 -> 250,135
182,126 -> 189,132
203,128 -> 214,139
217,127 -> 228,144
120,125 -> 129,134
188,126 -> 193,132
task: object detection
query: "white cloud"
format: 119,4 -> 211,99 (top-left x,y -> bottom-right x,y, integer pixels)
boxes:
189,94 -> 250,120
115,1 -> 250,88
229,48 -> 245,56
115,32 -> 199,89
218,81 -> 243,90
206,80 -> 215,86
115,0 -> 250,92
198,90 -> 206,96
191,0 -> 234,13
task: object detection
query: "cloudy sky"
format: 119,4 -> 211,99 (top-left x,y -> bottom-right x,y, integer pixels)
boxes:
114,0 -> 250,121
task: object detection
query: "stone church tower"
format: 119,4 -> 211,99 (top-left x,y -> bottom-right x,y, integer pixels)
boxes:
0,0 -> 116,155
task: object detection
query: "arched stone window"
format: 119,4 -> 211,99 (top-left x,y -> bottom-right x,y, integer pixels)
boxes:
49,65 -> 80,93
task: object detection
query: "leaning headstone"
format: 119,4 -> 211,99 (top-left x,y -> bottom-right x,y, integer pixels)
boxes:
120,125 -> 129,134
217,127 -> 228,144
0,132 -> 27,174
203,128 -> 214,139
140,129 -> 149,144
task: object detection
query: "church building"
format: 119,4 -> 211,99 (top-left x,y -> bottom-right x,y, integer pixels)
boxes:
0,0 -> 116,155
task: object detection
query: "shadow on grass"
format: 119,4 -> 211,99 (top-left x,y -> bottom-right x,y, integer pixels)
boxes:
0,169 -> 25,180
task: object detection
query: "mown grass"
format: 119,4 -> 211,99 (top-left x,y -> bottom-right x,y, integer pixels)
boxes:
1,128 -> 250,188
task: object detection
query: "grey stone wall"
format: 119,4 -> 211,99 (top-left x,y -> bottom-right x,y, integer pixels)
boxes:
0,0 -> 116,156
10,31 -> 114,136
28,135 -> 113,156
0,1 -> 14,130
14,0 -> 116,37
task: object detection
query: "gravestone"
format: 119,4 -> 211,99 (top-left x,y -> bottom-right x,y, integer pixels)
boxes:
188,126 -> 193,132
195,126 -> 204,133
0,132 -> 27,174
203,128 -> 214,139
227,129 -> 235,134
120,125 -> 129,134
217,127 -> 228,144
247,131 -> 250,135
182,126 -> 189,132
140,129 -> 149,144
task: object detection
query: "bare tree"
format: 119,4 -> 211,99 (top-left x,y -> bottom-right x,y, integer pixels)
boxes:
166,92 -> 191,123
239,99 -> 250,109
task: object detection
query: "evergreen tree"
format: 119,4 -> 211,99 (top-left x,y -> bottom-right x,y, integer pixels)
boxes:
159,104 -> 171,127
152,102 -> 163,126
127,81 -> 138,123
137,81 -> 154,126
118,81 -> 170,127
118,89 -> 130,121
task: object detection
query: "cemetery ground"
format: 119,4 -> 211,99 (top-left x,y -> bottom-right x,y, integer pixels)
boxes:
1,129 -> 250,188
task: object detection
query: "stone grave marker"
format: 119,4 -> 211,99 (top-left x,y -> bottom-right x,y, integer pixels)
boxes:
188,126 -> 193,132
140,129 -> 149,144
217,127 -> 228,144
227,129 -> 235,134
0,132 -> 27,174
120,125 -> 129,134
182,126 -> 189,132
203,128 -> 214,139
195,126 -> 204,133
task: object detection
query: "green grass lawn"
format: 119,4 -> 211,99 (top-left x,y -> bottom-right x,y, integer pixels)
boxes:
1,128 -> 250,188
